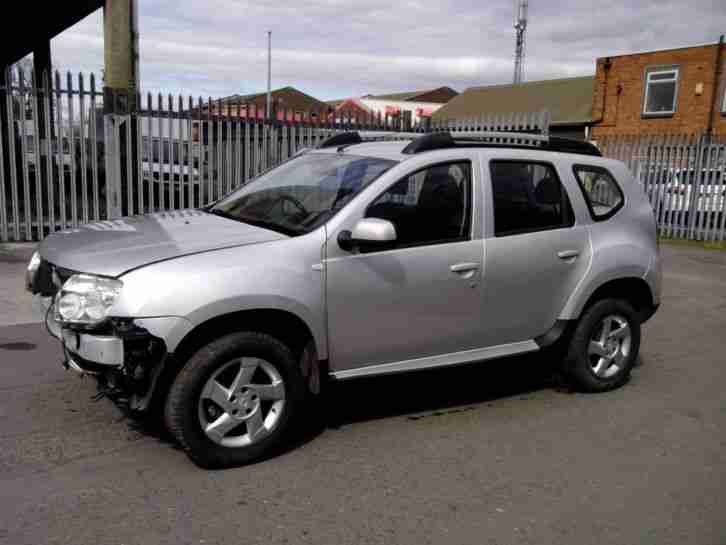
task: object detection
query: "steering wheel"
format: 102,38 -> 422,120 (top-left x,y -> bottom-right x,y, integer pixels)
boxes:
273,194 -> 309,217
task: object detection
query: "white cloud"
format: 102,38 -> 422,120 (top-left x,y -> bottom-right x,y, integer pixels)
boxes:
48,0 -> 726,100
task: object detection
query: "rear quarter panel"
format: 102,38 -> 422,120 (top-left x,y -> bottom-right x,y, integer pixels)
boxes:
559,158 -> 659,319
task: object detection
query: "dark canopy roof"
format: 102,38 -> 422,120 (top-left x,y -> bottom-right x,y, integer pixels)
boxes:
1,0 -> 103,67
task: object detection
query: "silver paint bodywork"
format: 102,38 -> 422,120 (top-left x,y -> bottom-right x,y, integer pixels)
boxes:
36,141 -> 660,380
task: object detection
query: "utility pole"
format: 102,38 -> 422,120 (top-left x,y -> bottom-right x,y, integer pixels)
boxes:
513,0 -> 528,84
103,0 -> 139,113
266,31 -> 272,119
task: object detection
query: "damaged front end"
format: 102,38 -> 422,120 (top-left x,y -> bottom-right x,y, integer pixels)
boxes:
41,299 -> 169,412
30,257 -> 171,413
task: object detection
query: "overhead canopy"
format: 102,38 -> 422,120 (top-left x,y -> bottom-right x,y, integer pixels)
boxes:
0,0 -> 103,67
433,76 -> 595,126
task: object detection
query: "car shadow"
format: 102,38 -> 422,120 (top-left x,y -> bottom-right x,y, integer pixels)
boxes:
322,352 -> 563,428
271,352 -> 571,461
129,351 -> 643,467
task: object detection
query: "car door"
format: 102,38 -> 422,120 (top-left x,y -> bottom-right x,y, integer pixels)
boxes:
325,157 -> 485,373
480,157 -> 591,345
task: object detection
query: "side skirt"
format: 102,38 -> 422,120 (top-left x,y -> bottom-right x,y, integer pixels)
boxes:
329,340 -> 539,381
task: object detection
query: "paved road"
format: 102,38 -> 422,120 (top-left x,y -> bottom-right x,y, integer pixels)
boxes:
1,245 -> 725,545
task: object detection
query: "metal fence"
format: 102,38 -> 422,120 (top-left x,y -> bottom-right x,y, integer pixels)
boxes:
598,134 -> 726,242
0,67 -> 553,242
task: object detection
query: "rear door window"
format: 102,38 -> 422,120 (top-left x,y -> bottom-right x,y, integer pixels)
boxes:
489,161 -> 575,237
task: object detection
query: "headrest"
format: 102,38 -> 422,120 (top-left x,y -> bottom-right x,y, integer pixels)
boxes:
534,176 -> 561,205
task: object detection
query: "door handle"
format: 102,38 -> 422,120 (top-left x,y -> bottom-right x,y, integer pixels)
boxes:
557,250 -> 580,260
450,262 -> 480,274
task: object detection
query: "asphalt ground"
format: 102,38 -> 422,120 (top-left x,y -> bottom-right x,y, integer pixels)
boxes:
0,244 -> 725,545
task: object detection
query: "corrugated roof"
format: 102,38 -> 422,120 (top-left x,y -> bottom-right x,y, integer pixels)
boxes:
433,76 -> 595,126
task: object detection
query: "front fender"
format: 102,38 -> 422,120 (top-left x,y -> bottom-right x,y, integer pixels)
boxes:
108,232 -> 327,358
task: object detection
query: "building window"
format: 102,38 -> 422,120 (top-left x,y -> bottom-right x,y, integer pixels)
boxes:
643,67 -> 679,116
722,85 -> 726,113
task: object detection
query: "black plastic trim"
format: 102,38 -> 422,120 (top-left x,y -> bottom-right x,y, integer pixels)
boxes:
534,319 -> 572,348
401,132 -> 455,154
317,132 -> 362,149
401,133 -> 601,157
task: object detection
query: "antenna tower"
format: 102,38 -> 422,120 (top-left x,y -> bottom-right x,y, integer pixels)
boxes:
513,0 -> 528,84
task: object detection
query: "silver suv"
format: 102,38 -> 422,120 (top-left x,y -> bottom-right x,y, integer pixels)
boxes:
28,131 -> 661,468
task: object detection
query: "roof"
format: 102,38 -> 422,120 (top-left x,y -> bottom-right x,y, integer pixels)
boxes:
333,98 -> 374,114
597,40 -> 720,60
433,76 -> 596,126
363,86 -> 459,103
219,86 -> 329,111
1,0 -> 103,66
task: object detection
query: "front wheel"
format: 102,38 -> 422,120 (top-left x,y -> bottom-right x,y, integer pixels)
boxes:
164,332 -> 306,468
562,299 -> 641,392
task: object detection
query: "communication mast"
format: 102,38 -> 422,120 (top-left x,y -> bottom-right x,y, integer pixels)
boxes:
513,0 -> 528,84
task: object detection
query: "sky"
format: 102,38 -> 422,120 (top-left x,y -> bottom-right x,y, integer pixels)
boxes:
47,0 -> 726,101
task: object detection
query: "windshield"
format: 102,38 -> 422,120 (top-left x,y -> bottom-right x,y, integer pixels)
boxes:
209,153 -> 397,236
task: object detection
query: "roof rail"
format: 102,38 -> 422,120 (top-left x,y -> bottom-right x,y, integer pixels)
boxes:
318,130 -> 601,157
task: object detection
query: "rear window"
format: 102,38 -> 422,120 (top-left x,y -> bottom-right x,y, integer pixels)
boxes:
573,165 -> 624,220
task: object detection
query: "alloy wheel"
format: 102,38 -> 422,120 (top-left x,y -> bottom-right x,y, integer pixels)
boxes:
197,357 -> 286,448
587,314 -> 632,379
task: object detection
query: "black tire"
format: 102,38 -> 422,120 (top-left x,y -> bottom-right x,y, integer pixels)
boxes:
164,332 -> 306,469
562,299 -> 641,392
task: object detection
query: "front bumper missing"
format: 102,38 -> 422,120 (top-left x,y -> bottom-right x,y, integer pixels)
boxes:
35,295 -> 124,373
34,295 -> 169,411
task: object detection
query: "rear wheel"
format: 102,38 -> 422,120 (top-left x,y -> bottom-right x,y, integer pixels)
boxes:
164,332 -> 306,468
562,299 -> 641,392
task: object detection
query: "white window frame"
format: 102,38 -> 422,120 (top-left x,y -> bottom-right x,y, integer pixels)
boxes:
643,67 -> 679,116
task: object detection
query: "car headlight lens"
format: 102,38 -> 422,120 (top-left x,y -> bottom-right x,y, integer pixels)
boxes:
25,251 -> 41,291
55,274 -> 123,325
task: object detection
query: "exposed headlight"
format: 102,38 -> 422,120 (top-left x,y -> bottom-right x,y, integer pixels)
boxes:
54,274 -> 123,325
25,251 -> 41,291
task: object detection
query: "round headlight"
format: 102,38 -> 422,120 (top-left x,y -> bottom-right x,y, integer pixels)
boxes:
58,292 -> 83,321
83,292 -> 106,321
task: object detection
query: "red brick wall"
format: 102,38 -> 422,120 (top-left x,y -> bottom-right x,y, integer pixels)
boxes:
591,44 -> 726,137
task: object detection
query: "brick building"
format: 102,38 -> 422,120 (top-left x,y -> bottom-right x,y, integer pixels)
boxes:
591,39 -> 726,138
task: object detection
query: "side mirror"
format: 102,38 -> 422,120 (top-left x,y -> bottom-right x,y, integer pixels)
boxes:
338,218 -> 397,252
